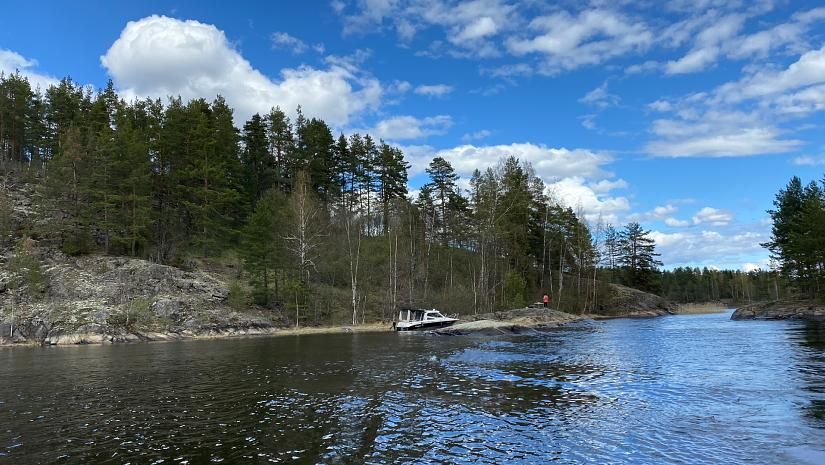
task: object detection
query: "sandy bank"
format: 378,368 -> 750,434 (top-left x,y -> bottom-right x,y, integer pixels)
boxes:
674,302 -> 729,314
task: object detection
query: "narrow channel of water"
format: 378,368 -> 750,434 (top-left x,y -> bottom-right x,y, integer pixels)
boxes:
1,311 -> 823,464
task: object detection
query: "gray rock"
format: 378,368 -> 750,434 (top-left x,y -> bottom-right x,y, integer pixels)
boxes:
152,299 -> 181,319
731,301 -> 825,321
596,284 -> 676,317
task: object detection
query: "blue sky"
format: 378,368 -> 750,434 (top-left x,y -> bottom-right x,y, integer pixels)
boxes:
2,0 -> 824,270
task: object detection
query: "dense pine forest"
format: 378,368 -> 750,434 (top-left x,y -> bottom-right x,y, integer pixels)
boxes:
1,71 -> 804,324
763,175 -> 825,301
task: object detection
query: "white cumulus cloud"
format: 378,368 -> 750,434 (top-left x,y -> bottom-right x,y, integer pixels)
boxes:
0,49 -> 59,90
645,110 -> 802,157
715,45 -> 825,104
404,142 -> 628,222
101,15 -> 382,125
505,9 -> 652,73
650,229 -> 767,269
357,115 -> 453,141
692,207 -> 734,226
664,218 -> 690,227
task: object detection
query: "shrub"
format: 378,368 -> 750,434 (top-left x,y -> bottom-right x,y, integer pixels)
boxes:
106,297 -> 156,331
227,281 -> 249,311
61,231 -> 93,256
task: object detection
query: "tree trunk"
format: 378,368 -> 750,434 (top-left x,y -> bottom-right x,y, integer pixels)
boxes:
556,239 -> 565,311
9,290 -> 14,339
346,219 -> 361,326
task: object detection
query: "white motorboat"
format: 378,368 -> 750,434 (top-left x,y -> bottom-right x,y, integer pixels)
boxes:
395,308 -> 458,331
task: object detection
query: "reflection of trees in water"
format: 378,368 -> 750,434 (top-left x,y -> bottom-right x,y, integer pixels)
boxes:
796,323 -> 825,426
407,359 -> 603,416
806,400 -> 825,423
316,355 -> 606,463
801,322 -> 825,350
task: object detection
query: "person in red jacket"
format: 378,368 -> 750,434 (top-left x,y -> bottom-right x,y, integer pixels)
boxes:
543,293 -> 550,308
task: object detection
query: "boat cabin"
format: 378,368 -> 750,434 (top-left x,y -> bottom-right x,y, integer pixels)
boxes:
398,308 -> 448,322
395,308 -> 458,331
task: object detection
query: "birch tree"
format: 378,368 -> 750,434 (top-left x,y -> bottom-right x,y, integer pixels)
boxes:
283,172 -> 324,326
345,216 -> 361,325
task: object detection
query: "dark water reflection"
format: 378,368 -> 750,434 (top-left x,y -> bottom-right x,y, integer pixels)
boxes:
1,311 -> 824,464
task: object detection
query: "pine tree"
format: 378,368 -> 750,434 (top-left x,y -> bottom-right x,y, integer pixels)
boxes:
763,176 -> 806,279
0,72 -> 35,164
112,103 -> 151,256
153,97 -> 189,262
45,126 -> 92,254
297,118 -> 335,202
266,106 -> 293,192
618,222 -> 662,292
359,135 -> 378,233
43,78 -> 87,164
332,133 -> 350,213
786,181 -> 825,296
241,113 -> 272,207
178,98 -> 242,257
498,156 -> 532,272
423,156 -> 458,244
348,133 -> 366,215
375,142 -> 409,234
86,81 -> 121,254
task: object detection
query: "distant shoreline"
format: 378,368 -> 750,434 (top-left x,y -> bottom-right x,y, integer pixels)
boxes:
1,301 -> 735,349
673,302 -> 729,314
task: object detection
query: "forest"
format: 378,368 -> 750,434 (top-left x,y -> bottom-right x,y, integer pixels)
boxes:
0,71 -> 790,324
658,174 -> 825,305
763,175 -> 825,301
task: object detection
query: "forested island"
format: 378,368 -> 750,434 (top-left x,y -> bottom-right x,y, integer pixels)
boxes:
732,175 -> 825,321
0,71 -> 817,344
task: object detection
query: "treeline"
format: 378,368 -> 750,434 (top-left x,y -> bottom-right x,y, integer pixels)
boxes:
659,267 -> 783,304
1,71 -> 641,324
764,175 -> 825,300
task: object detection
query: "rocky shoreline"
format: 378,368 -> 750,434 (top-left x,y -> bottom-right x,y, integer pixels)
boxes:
0,253 -> 288,346
1,249 -> 678,346
433,308 -> 585,336
731,300 -> 825,321
433,300 -> 675,336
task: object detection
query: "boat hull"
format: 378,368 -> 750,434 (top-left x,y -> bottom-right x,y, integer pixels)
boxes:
395,319 -> 458,331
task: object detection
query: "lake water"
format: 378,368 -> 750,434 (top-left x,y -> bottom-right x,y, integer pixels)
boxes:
1,311 -> 824,464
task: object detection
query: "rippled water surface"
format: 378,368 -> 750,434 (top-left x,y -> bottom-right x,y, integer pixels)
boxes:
1,311 -> 824,464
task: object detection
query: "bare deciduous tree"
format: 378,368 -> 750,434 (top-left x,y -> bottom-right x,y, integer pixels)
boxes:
283,173 -> 324,327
